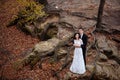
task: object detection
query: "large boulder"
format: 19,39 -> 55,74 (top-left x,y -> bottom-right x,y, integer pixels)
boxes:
47,0 -> 100,12
86,64 -> 95,73
24,24 -> 36,36
60,14 -> 96,29
55,47 -> 68,57
60,15 -> 81,28
98,53 -> 108,62
96,34 -> 120,63
107,39 -> 119,57
96,34 -> 111,52
17,21 -> 75,68
95,62 -> 120,80
57,23 -> 74,42
33,38 -> 60,54
102,9 -> 120,33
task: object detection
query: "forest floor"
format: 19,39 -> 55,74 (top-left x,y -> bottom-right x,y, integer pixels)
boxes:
0,0 -> 93,80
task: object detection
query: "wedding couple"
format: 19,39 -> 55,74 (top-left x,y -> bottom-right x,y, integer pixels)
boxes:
70,28 -> 88,74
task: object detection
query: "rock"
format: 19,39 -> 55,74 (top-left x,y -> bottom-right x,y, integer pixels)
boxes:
64,71 -> 79,79
41,21 -> 75,40
50,77 -> 56,80
105,40 -> 120,64
95,33 -> 120,80
48,0 -> 100,13
80,20 -> 96,29
56,47 -> 68,56
96,34 -> 120,64
86,50 -> 95,56
60,15 -> 81,28
107,40 -> 119,57
96,0 -> 120,33
45,24 -> 58,39
49,0 -> 120,34
107,60 -> 118,66
24,24 -> 35,35
98,53 -> 108,62
101,8 -> 120,33
1,0 -> 120,79
54,47 -> 68,61
19,21 -> 75,67
64,70 -> 91,80
86,64 -> 95,73
37,15 -> 60,29
18,78 -> 33,80
96,34 -> 111,52
12,59 -> 24,70
63,72 -> 71,80
34,38 -> 60,54
57,24 -> 74,43
16,38 -> 60,68
60,14 -> 96,29
95,62 -> 120,80
112,34 -> 120,43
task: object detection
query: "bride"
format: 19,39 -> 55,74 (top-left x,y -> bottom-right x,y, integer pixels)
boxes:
70,33 -> 86,74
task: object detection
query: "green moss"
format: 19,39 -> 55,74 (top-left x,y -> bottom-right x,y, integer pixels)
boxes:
12,59 -> 24,71
49,58 -> 55,64
47,28 -> 58,37
34,27 -> 43,35
45,25 -> 58,39
30,56 -> 40,65
12,54 -> 41,70
29,54 -> 41,69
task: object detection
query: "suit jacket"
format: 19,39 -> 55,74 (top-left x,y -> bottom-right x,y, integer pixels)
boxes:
80,34 -> 88,49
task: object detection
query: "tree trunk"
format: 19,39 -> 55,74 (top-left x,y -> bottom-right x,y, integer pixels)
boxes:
36,0 -> 48,5
96,0 -> 106,28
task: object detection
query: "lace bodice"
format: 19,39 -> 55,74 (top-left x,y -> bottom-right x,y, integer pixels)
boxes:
74,39 -> 83,46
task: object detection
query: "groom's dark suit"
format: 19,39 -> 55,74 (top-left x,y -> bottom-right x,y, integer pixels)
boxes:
80,34 -> 88,65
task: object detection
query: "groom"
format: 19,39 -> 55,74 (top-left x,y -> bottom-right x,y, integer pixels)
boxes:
79,28 -> 88,66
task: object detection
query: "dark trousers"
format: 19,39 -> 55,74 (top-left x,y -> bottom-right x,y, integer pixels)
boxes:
82,47 -> 86,65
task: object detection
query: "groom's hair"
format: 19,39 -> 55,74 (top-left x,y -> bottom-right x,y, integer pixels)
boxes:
79,28 -> 84,30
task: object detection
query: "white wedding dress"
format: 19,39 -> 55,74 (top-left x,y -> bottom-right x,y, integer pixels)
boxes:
70,39 -> 86,74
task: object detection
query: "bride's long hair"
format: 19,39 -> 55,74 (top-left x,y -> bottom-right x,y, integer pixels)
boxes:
73,33 -> 81,39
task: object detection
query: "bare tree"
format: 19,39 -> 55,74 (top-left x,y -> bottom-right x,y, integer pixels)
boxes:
96,0 -> 106,28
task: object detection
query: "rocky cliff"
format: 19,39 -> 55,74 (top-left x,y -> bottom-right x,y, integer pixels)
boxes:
0,0 -> 120,80
29,0 -> 120,79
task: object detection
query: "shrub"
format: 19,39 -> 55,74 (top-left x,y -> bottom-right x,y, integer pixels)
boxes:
8,0 -> 48,28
